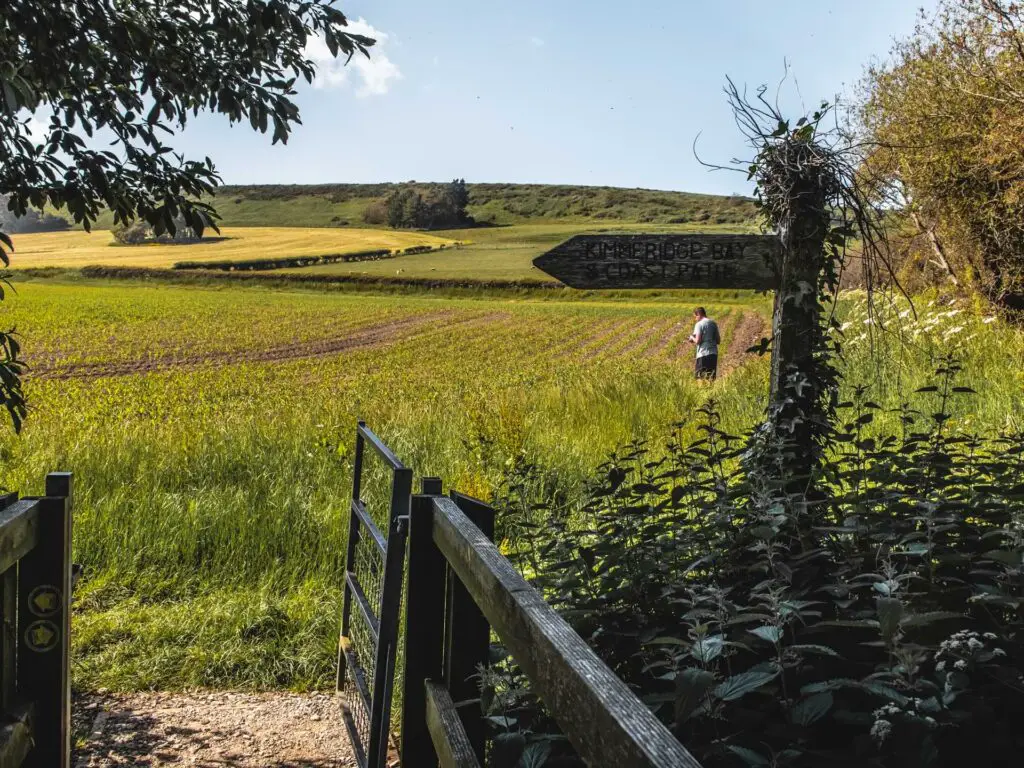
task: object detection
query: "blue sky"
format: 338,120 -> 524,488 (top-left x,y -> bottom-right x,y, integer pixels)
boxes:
177,1 -> 935,196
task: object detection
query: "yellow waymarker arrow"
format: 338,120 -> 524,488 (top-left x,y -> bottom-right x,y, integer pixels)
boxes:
31,590 -> 59,614
27,622 -> 57,651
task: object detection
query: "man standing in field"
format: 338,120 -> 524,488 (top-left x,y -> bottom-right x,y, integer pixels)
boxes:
688,307 -> 720,380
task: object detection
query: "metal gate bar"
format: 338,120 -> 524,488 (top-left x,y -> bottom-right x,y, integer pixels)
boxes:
337,422 -> 412,768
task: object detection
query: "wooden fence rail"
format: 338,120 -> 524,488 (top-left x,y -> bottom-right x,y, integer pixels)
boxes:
399,486 -> 702,768
0,472 -> 73,768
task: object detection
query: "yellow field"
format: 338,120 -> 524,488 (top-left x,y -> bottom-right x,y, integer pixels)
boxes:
8,227 -> 455,269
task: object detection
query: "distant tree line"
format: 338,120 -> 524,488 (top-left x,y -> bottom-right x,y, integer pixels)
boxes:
363,179 -> 473,229
0,196 -> 70,234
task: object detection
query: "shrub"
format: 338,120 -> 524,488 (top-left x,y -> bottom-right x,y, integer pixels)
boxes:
112,217 -> 201,245
490,360 -> 1024,767
111,221 -> 150,245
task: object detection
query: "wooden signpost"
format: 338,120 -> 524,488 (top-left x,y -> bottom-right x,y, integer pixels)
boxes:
534,230 -> 829,483
532,233 -> 781,291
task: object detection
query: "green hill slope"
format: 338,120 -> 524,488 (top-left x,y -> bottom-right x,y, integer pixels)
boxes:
192,182 -> 759,229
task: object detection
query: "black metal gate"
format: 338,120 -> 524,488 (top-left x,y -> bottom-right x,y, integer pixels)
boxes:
337,422 -> 412,768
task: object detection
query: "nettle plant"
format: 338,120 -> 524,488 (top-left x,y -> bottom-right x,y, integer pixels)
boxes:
491,378 -> 1024,767
480,90 -> 1024,767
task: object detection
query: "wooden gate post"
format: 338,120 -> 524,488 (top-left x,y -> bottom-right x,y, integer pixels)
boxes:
444,492 -> 494,764
401,479 -> 447,768
19,472 -> 73,768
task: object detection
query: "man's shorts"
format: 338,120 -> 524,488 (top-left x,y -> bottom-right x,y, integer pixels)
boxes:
695,354 -> 718,380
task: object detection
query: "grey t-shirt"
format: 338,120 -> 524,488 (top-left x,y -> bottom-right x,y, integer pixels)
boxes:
693,317 -> 719,358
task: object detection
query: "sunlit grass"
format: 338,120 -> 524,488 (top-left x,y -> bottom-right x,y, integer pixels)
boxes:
8,227 -> 454,269
0,279 -> 1019,692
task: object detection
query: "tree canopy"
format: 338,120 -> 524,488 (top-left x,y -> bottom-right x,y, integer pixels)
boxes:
0,0 -> 374,429
861,0 -> 1024,312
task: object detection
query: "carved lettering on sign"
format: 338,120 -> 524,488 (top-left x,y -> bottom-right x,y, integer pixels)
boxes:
533,234 -> 780,290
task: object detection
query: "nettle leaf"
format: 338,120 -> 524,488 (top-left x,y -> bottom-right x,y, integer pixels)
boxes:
876,597 -> 903,643
790,644 -> 842,658
675,667 -> 716,724
492,732 -> 527,768
714,666 -> 780,701
790,691 -> 833,726
691,635 -> 725,663
749,625 -> 783,644
726,745 -> 770,766
900,611 -> 962,628
802,679 -> 909,706
518,741 -> 551,768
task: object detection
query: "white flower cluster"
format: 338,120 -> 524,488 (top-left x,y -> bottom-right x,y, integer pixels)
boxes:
834,296 -> 991,351
870,697 -> 939,746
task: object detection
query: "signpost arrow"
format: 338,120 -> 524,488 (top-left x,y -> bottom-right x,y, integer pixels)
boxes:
532,233 -> 781,291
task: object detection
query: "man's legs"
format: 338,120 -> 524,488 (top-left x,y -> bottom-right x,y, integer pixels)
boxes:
695,354 -> 718,381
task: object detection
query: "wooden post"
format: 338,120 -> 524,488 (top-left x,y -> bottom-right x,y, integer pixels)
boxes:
19,472 -> 72,768
0,490 -> 18,717
764,187 -> 830,486
400,483 -> 447,768
444,492 -> 493,764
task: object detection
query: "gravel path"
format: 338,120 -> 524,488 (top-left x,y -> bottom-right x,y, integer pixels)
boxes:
73,692 -> 361,767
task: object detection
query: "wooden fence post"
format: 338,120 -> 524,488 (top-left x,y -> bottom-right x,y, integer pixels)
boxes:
400,479 -> 446,768
445,492 -> 494,764
19,472 -> 72,768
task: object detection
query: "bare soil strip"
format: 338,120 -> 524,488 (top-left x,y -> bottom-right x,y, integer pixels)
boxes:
31,312 -> 482,381
719,311 -> 769,375
73,692 -> 357,767
558,317 -> 634,361
584,317 -> 663,361
547,316 -> 624,360
617,316 -> 682,358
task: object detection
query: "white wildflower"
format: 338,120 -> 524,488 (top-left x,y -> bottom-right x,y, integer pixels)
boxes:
871,719 -> 893,745
935,661 -> 946,673
954,660 -> 968,671
983,316 -> 997,324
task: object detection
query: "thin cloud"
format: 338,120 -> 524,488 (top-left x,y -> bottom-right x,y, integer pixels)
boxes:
305,18 -> 402,97
530,36 -> 545,47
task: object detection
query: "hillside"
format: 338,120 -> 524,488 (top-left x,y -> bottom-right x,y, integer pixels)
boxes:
71,183 -> 759,230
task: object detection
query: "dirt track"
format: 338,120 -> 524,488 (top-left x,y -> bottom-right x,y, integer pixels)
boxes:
29,312 -> 498,381
73,692 -> 361,768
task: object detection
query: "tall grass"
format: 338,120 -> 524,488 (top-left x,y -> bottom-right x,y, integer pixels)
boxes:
0,280 -> 1020,691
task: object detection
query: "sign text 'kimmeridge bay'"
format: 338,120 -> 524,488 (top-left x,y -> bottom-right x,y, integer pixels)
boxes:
532,233 -> 780,290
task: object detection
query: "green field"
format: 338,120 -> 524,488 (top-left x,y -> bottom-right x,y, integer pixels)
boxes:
278,221 -> 759,282
1,275 -> 1021,692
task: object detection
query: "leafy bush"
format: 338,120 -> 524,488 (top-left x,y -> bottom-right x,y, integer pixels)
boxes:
112,217 -> 201,245
491,361 -> 1024,767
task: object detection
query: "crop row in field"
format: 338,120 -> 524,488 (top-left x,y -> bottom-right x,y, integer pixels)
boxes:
2,278 -> 1021,692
